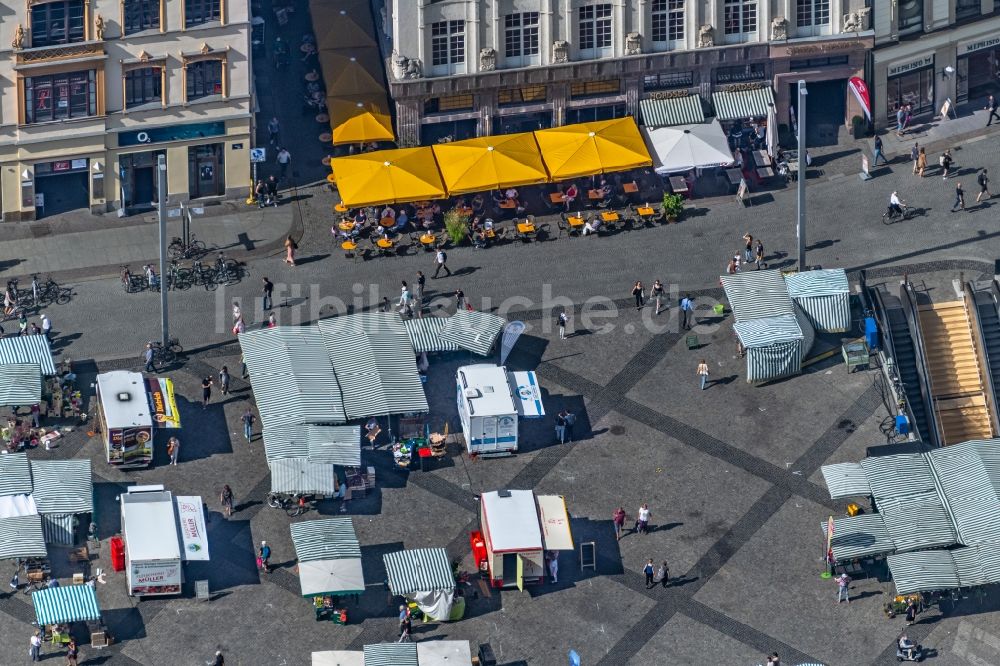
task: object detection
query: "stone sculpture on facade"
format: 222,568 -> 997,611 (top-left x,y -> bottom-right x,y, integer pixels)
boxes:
95,14 -> 106,40
842,7 -> 871,32
11,24 -> 24,50
552,40 -> 569,63
625,32 -> 642,55
770,17 -> 788,41
698,25 -> 714,48
479,47 -> 496,71
391,51 -> 423,80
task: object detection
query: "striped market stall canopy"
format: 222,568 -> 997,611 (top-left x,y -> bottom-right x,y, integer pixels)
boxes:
0,336 -> 56,375
821,462 -> 871,499
879,491 -> 958,552
30,460 -> 93,515
440,310 -> 507,356
33,584 -> 101,625
291,517 -> 364,597
239,327 -> 346,429
640,95 -> 705,128
929,440 -> 1000,546
0,364 -> 41,406
269,458 -> 337,496
405,316 -> 460,353
711,85 -> 775,122
319,313 -> 429,419
262,424 -> 361,466
384,548 -> 453,596
363,643 -> 418,666
0,452 -> 33,496
822,513 -> 895,562
733,315 -> 803,348
860,453 -> 936,500
0,514 -> 46,559
417,642 -> 474,666
721,270 -> 795,322
733,315 -> 804,384
889,544 -> 1000,594
785,269 -> 851,333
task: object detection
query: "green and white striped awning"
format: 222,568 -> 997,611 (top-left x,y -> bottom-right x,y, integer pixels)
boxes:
0,514 -> 46,559
821,462 -> 871,499
363,644 -> 418,666
822,513 -> 895,562
785,269 -> 851,333
889,544 -> 1000,594
0,452 -> 33,496
291,517 -> 360,562
320,313 -> 429,420
30,460 -> 93,515
384,547 -> 453,595
269,458 -> 337,495
263,424 -> 361,466
240,327 -> 347,430
440,311 -> 507,356
33,584 -> 101,625
928,440 -> 1000,546
405,316 -> 460,353
0,336 -> 56,376
0,364 -> 41,406
640,95 -> 705,127
711,86 -> 775,122
721,270 -> 795,322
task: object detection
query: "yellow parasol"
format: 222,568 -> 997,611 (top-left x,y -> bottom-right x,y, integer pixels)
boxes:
309,0 -> 376,50
431,133 -> 549,195
318,48 -> 387,98
533,117 -> 652,180
331,147 -> 446,207
328,96 -> 395,144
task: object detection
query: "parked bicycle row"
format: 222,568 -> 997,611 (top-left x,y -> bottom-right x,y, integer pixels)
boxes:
121,252 -> 245,293
2,275 -> 73,322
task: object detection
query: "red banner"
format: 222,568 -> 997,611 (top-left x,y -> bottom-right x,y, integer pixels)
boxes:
848,77 -> 871,122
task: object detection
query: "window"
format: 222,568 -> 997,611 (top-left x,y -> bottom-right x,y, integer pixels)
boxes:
651,0 -> 684,43
578,4 -> 612,52
570,79 -> 620,99
897,0 -> 922,34
30,0 -> 85,47
124,0 -> 160,33
498,86 -> 547,106
504,12 -> 539,59
715,63 -> 767,84
424,94 -> 474,114
186,60 -> 223,100
125,67 -> 162,108
430,21 -> 465,68
185,0 -> 220,27
788,55 -> 848,69
723,0 -> 757,36
956,0 -> 981,20
796,0 -> 830,28
643,71 -> 694,91
24,70 -> 97,123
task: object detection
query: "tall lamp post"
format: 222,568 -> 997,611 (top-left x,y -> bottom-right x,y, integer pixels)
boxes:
157,154 -> 169,346
797,80 -> 807,273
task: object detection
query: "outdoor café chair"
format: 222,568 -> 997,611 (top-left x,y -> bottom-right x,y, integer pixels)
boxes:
558,212 -> 581,237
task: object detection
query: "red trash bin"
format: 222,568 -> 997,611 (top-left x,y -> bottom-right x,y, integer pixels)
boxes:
110,536 -> 125,572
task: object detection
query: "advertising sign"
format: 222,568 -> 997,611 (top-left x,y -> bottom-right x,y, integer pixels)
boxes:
175,496 -> 210,561
146,378 -> 181,428
847,77 -> 871,121
130,560 -> 181,595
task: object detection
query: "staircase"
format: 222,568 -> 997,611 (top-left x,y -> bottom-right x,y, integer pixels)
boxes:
878,292 -> 930,442
918,301 -> 995,444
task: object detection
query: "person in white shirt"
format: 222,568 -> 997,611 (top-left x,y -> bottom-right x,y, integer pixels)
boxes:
635,504 -> 651,535
888,191 -> 904,216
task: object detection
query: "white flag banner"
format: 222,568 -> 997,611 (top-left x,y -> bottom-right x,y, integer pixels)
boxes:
499,321 -> 526,366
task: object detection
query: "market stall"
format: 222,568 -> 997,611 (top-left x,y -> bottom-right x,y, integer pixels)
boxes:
290,517 -> 364,623
471,490 -> 573,589
311,651 -> 363,666
417,641 -> 474,666
785,268 -> 852,334
363,643 -> 417,666
95,371 -> 180,468
33,584 -> 110,648
456,364 -> 544,456
31,459 -> 93,545
384,547 -> 461,621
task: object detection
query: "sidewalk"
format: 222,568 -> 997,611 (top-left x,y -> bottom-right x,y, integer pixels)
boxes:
877,105 -> 1000,156
0,199 -> 294,280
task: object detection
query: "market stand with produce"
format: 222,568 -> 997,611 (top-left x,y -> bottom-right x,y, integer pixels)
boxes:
290,516 -> 364,623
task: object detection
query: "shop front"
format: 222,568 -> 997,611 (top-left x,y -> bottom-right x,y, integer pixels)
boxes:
34,159 -> 91,219
956,36 -> 1000,105
885,55 -> 936,121
187,144 -> 226,199
119,150 -> 165,214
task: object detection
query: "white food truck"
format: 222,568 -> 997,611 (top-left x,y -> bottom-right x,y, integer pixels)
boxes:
120,485 -> 209,596
456,364 -> 544,456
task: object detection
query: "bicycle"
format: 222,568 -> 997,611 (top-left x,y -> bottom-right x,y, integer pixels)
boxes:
190,259 -> 218,291
1,302 -> 26,322
212,252 -> 241,286
266,492 -> 312,517
31,274 -> 71,305
120,265 -> 145,293
148,338 -> 182,365
166,260 -> 192,291
167,234 -> 207,260
882,203 -> 914,224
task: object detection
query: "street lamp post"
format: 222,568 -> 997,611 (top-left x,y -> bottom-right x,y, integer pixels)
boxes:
797,80 -> 808,273
157,154 -> 169,346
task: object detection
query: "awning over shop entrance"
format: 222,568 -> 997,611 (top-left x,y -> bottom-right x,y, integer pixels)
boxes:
331,147 -> 445,207
432,133 -> 549,194
640,95 -> 705,127
533,117 -> 652,180
536,494 -> 574,551
711,86 -> 775,122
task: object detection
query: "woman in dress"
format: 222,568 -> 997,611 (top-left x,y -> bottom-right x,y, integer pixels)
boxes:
284,235 -> 297,266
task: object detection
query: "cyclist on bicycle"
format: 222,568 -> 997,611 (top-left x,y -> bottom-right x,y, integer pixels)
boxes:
888,191 -> 905,217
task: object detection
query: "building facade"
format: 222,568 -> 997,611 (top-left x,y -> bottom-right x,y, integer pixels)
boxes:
870,0 -> 1000,130
383,0 -> 873,146
0,0 -> 252,221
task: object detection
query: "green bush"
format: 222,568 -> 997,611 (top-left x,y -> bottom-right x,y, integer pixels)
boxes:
662,192 -> 684,219
444,209 -> 469,245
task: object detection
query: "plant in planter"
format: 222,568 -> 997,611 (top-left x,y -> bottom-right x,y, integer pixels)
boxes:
661,192 -> 684,222
444,209 -> 470,245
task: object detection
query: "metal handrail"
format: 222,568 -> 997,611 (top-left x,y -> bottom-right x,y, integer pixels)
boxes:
899,279 -> 942,448
962,280 -> 1000,437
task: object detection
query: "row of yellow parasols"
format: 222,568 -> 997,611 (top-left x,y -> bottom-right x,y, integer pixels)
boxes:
309,0 -> 394,144
330,117 -> 653,208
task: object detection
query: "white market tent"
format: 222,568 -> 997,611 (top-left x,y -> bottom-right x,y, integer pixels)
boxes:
641,120 -> 734,175
417,641 -> 474,666
312,651 -> 364,666
290,517 -> 364,597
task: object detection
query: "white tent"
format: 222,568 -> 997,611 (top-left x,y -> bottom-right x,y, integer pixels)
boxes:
641,120 -> 734,174
311,651 -> 363,666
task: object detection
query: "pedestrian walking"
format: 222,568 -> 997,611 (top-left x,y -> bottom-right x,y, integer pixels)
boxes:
987,94 -> 1000,126
680,294 -> 694,330
31,403 -> 40,428
242,408 -> 256,442
219,366 -> 231,395
143,343 -> 156,373
555,411 -> 567,444
564,409 -> 576,442
916,147 -> 927,177
650,280 -> 665,315
635,503 -> 651,535
201,376 -> 213,409
262,277 -> 274,311
613,506 -> 626,541
697,359 -> 710,390
766,652 -> 781,666
276,147 -> 291,179
398,613 -> 413,642
432,249 -> 451,278
872,135 -> 888,165
28,322 -> 40,335
754,239 -> 767,269
905,598 -> 917,625
939,149 -> 953,179
910,143 -> 920,174
643,558 -> 655,588
733,253 -> 742,273
558,310 -> 568,339
413,271 -> 425,317
454,288 -> 466,311
167,436 -> 179,465
657,560 -> 669,587
66,639 -> 79,666
220,484 -> 234,517
40,314 -> 51,340
268,312 -> 277,328
742,233 -> 754,262
213,651 -> 225,666
284,234 -> 298,266
379,297 -> 391,313
977,169 -> 992,202
240,353 -> 248,379
30,630 -> 41,662
267,116 -> 280,145
952,181 -> 965,212
546,550 -> 559,583
258,541 -> 271,573
632,280 -> 644,310
836,572 -> 851,603
896,106 -> 907,137
232,316 -> 245,336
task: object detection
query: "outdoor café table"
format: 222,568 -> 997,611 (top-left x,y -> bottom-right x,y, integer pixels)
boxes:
601,211 -> 620,224
588,189 -> 604,201
419,234 -> 437,246
567,215 -> 585,229
623,182 -> 639,194
499,199 -> 517,210
376,238 -> 394,249
786,160 -> 799,180
454,206 -> 473,216
341,241 -> 358,251
516,221 -> 536,240
379,217 -> 395,229
637,206 -> 656,224
753,150 -> 771,167
668,176 -> 689,195
549,192 -> 565,204
334,203 -> 348,213
338,221 -> 355,232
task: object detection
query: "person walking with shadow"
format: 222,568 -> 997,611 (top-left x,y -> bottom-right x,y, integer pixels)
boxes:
433,249 -> 451,278
697,359 -> 710,390
977,169 -> 991,203
952,181 -> 966,212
